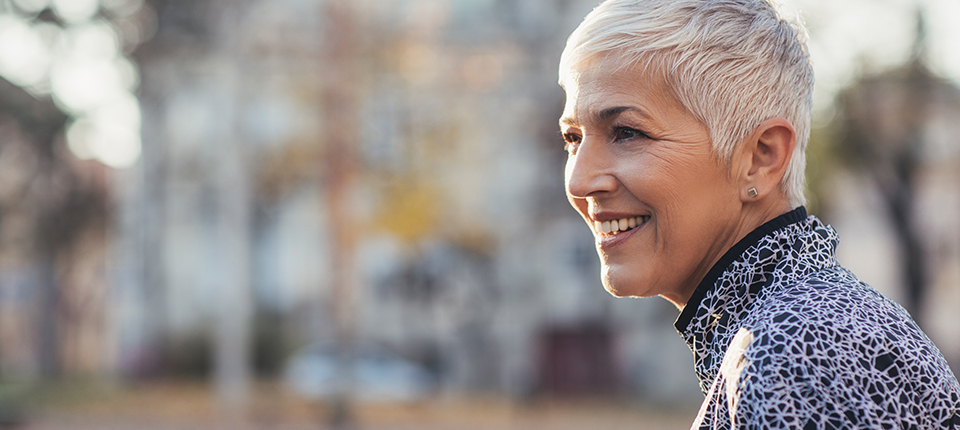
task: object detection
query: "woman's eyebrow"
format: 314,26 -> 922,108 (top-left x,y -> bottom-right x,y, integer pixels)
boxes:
560,105 -> 649,128
595,106 -> 649,123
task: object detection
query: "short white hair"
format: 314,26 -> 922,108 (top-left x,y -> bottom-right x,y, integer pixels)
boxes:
559,0 -> 813,207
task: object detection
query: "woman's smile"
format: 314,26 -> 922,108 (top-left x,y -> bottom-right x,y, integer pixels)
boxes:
593,215 -> 649,236
592,214 -> 650,248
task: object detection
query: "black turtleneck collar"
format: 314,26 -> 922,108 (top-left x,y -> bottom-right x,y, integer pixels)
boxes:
674,206 -> 807,332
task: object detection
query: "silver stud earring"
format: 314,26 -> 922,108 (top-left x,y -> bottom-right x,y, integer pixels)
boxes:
747,188 -> 758,198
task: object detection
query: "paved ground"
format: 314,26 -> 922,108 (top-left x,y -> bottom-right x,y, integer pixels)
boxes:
7,381 -> 698,430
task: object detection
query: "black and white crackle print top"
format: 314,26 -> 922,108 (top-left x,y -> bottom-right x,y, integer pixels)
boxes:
675,207 -> 960,429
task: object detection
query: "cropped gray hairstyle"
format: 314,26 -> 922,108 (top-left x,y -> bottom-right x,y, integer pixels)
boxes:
559,0 -> 814,207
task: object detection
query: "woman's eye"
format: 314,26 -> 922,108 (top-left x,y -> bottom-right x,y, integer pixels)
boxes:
562,132 -> 581,152
613,126 -> 646,141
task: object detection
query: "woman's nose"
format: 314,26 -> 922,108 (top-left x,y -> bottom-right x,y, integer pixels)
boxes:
564,138 -> 618,199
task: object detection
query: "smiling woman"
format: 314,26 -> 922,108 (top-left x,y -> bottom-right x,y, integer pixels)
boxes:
558,0 -> 960,428
560,55 -> 782,304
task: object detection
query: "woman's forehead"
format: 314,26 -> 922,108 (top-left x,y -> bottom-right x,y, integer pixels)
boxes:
560,62 -> 674,127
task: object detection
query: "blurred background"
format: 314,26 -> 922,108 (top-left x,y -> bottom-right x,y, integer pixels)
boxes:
0,0 -> 958,428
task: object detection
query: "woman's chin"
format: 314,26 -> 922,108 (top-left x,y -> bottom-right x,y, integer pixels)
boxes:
604,286 -> 634,298
601,269 -> 650,298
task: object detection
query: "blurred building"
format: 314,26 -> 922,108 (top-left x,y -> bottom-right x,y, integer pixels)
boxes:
111,0 -> 703,404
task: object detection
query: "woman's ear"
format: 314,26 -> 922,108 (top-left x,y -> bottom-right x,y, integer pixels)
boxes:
738,117 -> 795,201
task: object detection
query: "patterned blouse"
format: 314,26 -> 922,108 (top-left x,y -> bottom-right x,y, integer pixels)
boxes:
675,207 -> 960,429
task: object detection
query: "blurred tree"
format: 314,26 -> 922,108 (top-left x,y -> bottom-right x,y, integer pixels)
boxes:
321,0 -> 361,426
831,13 -> 960,321
0,0 -> 153,378
0,75 -> 108,377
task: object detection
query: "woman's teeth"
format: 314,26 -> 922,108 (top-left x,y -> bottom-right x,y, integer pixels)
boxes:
595,216 -> 649,235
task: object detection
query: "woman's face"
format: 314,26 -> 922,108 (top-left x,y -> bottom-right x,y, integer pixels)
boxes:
560,58 -> 747,307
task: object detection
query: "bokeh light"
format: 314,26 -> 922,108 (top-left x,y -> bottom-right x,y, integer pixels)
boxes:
0,1 -> 145,169
51,0 -> 99,24
0,15 -> 50,88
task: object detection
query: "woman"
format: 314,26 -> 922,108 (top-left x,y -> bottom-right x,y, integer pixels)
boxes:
558,0 -> 960,428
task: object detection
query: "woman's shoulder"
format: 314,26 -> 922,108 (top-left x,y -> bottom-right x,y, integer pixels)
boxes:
742,265 -> 954,387
749,266 -> 925,348
734,267 -> 960,427
757,265 -> 891,315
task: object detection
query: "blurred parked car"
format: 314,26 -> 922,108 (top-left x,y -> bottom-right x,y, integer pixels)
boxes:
283,342 -> 438,402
